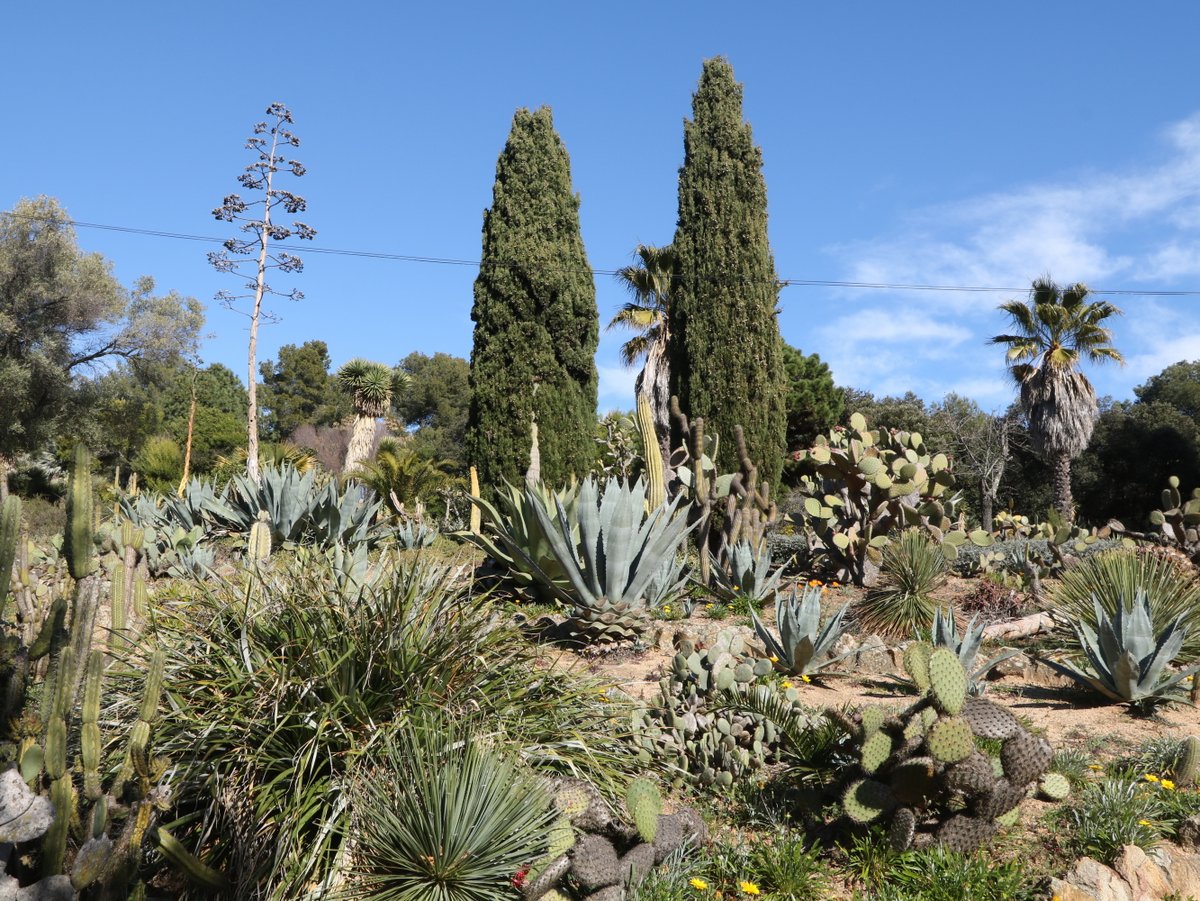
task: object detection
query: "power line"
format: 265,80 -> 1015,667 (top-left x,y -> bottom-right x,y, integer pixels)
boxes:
12,212 -> 1200,297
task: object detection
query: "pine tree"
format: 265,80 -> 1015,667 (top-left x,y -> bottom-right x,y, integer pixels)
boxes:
668,58 -> 787,487
466,107 -> 599,492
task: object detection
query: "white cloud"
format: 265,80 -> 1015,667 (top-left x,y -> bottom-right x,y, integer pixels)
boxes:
818,112 -> 1200,404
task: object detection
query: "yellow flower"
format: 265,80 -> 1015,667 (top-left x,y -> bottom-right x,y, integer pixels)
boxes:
831,581 -> 840,588
1161,779 -> 1176,790
781,680 -> 793,689
1139,819 -> 1153,826
663,605 -> 672,614
1144,774 -> 1160,783
706,603 -> 714,609
1087,764 -> 1103,771
801,674 -> 812,683
690,877 -> 709,890
739,882 -> 761,896
769,655 -> 778,663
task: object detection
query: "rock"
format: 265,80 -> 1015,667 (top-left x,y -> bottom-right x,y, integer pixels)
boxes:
987,651 -> 1031,679
854,635 -> 900,674
0,769 -> 55,844
1050,845 -> 1200,901
1113,845 -> 1173,900
831,633 -> 860,659
0,876 -> 76,901
1178,815 -> 1200,851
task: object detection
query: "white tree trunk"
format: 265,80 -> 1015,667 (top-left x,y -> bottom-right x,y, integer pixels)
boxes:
635,336 -> 672,469
343,416 -> 377,474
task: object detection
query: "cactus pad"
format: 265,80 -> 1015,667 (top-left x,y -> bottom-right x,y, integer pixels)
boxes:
1000,731 -> 1052,786
843,778 -> 895,824
891,758 -> 938,806
936,814 -> 995,854
903,641 -> 932,690
926,716 -> 974,763
973,777 -> 1026,819
889,806 -> 917,851
928,647 -> 967,715
1037,772 -> 1071,802
570,834 -> 620,891
945,752 -> 997,797
860,706 -> 886,736
961,697 -> 1020,740
625,778 -> 661,843
1175,735 -> 1199,787
861,730 -> 894,774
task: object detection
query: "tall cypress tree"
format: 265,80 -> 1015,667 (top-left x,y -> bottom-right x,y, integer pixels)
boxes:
466,107 -> 599,491
668,58 -> 787,487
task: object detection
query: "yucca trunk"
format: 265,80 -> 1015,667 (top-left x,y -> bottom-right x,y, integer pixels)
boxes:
343,415 -> 376,474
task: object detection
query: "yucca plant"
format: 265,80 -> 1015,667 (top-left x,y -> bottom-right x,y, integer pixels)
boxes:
930,606 -> 1018,695
751,585 -> 852,677
151,551 -> 636,899
856,530 -> 947,637
706,538 -> 785,606
462,480 -> 581,605
1040,590 -> 1200,712
1052,548 -> 1200,661
529,477 -> 697,643
343,719 -> 557,901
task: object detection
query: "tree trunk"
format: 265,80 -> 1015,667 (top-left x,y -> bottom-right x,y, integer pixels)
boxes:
980,477 -> 994,533
0,456 -> 8,504
1053,450 -> 1074,523
343,416 -> 376,474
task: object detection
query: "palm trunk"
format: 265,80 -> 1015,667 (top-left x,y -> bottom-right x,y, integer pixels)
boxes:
635,336 -> 672,473
1053,450 -> 1074,523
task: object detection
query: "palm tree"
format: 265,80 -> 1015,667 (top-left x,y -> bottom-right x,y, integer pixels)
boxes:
337,359 -> 409,473
991,278 -> 1123,522
352,438 -> 458,518
609,244 -> 678,467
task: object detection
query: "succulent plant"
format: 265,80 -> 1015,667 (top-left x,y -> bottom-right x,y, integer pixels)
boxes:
1039,590 -> 1200,711
462,480 -> 581,604
706,538 -> 785,605
750,584 -> 852,677
931,606 -> 1019,695
826,644 -> 1054,854
790,412 -> 988,586
527,477 -> 696,643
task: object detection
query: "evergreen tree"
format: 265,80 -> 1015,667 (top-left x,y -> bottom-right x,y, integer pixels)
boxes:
466,107 -> 598,491
668,58 -> 787,486
781,343 -> 843,451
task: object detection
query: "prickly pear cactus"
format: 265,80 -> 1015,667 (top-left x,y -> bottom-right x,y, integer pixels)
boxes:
829,649 -> 1056,853
632,629 -> 811,787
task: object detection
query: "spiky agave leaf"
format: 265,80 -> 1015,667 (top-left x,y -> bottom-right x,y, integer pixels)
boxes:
1039,589 -> 1200,710
751,585 -> 852,676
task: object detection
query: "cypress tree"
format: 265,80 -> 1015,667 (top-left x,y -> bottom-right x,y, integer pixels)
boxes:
668,58 -> 787,487
466,107 -> 599,491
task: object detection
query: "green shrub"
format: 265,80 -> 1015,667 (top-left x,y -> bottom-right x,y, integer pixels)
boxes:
151,550 -> 636,899
858,847 -> 1038,901
856,530 -> 945,636
132,435 -> 183,494
1060,775 -> 1166,864
1051,548 -> 1200,661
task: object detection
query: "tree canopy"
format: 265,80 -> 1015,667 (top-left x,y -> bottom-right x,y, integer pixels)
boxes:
466,107 -> 599,491
0,197 -> 203,466
258,340 -> 345,440
668,58 -> 787,487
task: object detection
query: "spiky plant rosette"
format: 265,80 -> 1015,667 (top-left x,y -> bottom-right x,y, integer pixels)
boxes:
856,529 -> 946,637
1052,548 -> 1200,661
337,358 -> 396,417
343,720 -> 559,901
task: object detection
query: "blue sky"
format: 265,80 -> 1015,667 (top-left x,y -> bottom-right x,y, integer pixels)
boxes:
6,2 -> 1200,415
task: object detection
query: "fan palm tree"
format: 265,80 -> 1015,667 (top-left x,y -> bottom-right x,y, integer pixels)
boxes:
352,437 -> 458,518
609,244 -> 678,466
337,359 -> 410,473
991,278 -> 1123,521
